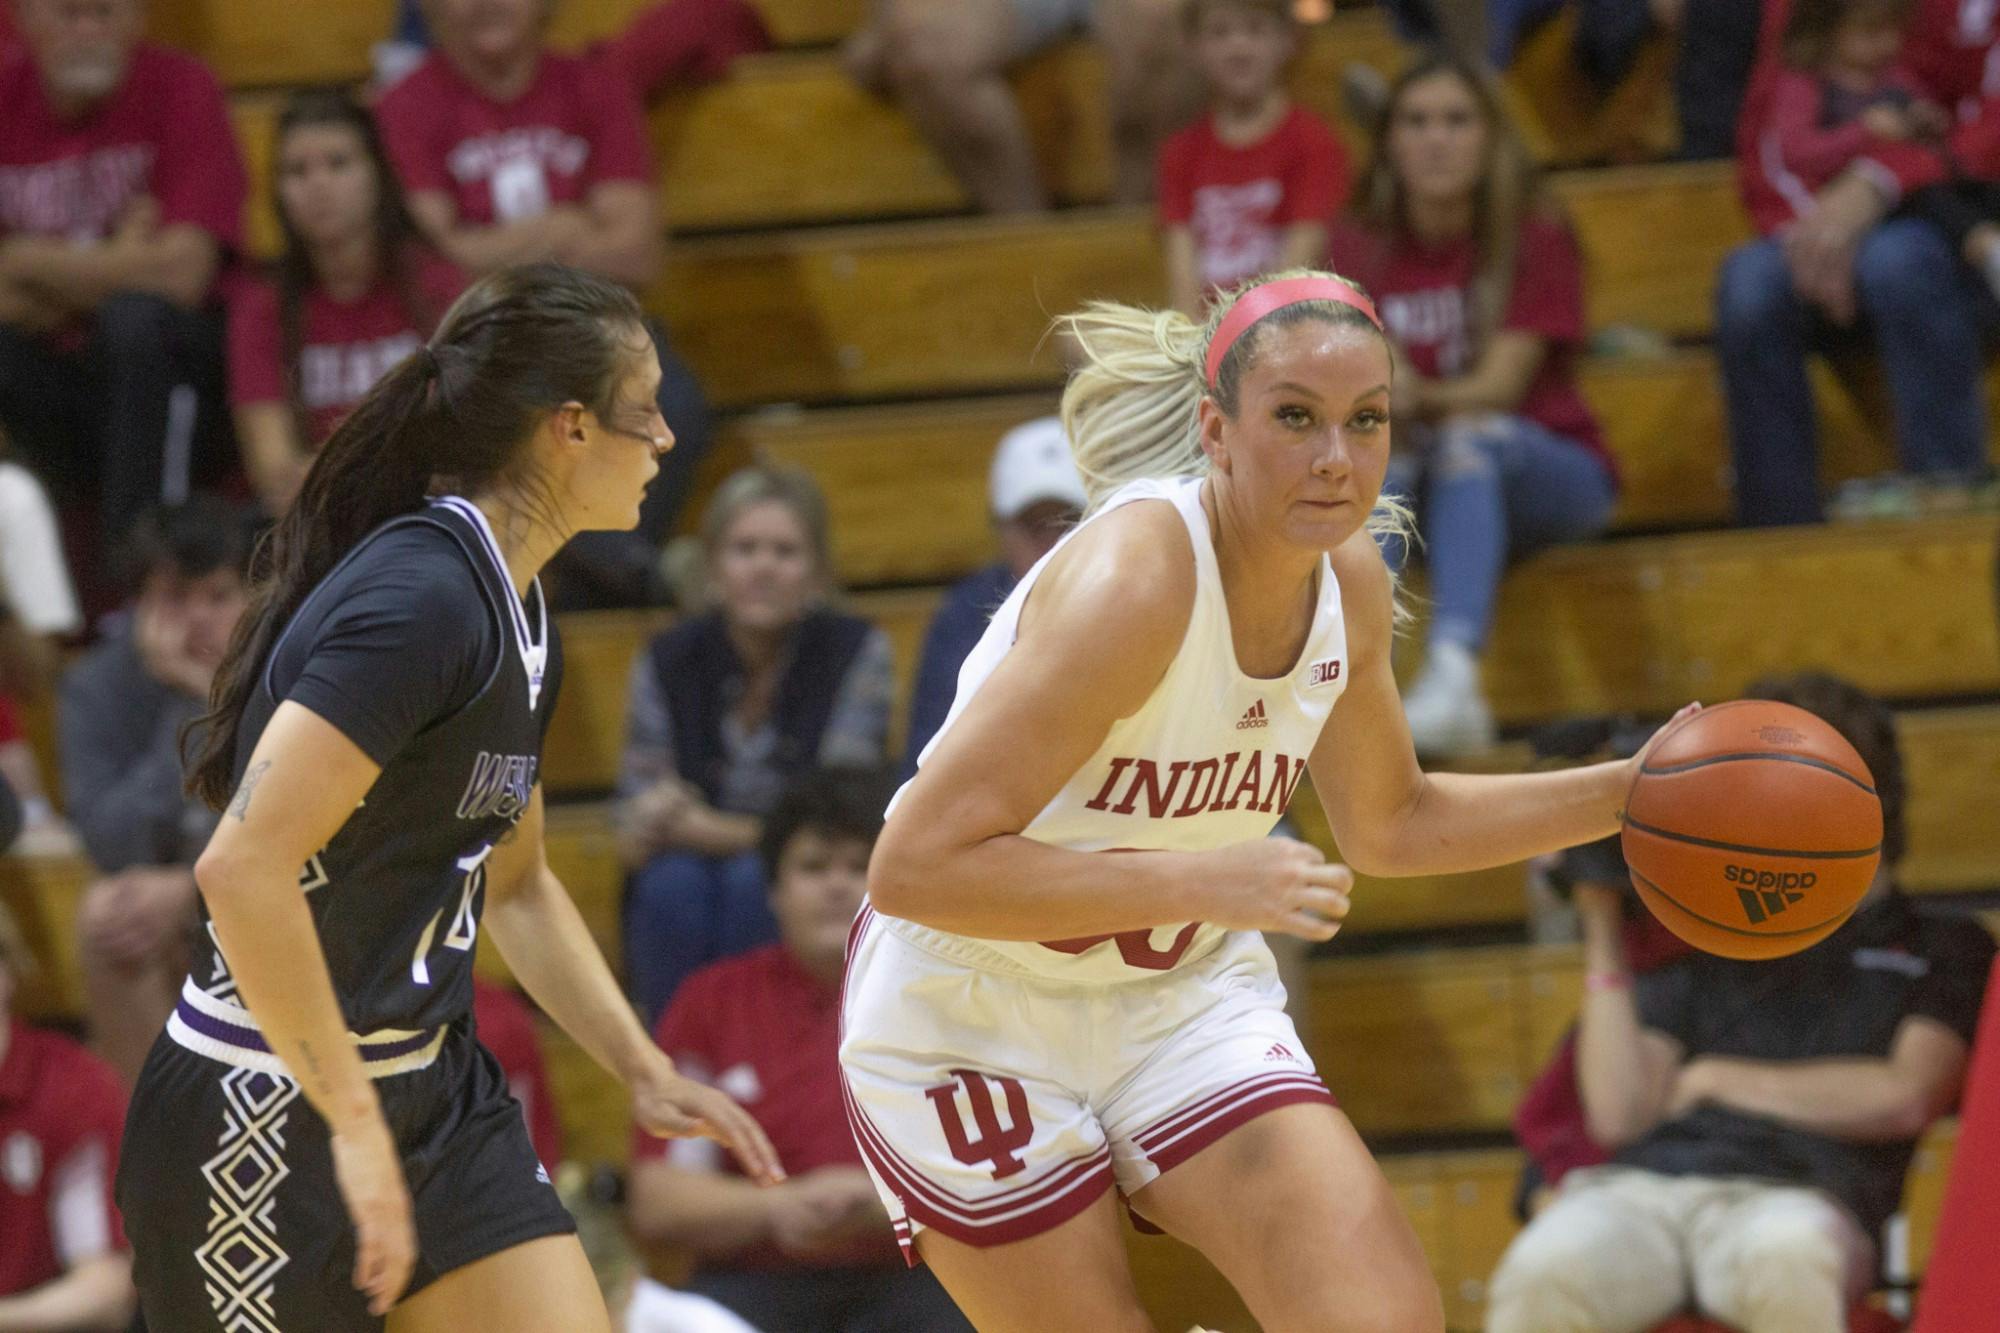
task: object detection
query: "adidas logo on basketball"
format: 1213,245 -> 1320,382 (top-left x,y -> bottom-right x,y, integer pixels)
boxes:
1236,701 -> 1269,730
1726,865 -> 1815,924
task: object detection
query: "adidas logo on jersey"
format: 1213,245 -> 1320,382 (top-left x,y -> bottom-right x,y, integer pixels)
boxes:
1236,700 -> 1269,730
1263,1043 -> 1298,1064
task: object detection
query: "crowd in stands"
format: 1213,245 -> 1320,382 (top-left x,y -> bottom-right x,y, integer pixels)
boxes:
1,0 -> 1998,1328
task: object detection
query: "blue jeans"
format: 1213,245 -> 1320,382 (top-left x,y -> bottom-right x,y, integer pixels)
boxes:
1381,416 -> 1618,652
624,850 -> 777,1026
1715,219 -> 1999,526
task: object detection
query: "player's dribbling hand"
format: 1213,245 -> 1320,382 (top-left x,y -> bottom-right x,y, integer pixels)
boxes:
1204,837 -> 1354,942
632,1059 -> 787,1187
330,1115 -> 416,1317
1624,701 -> 1703,800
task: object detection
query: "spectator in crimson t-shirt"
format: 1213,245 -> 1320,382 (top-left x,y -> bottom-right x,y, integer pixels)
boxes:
1158,0 -> 1348,315
228,89 -> 466,518
375,0 -> 715,608
375,0 -> 769,104
0,0 -> 245,554
0,900 -> 135,1328
626,769 -> 972,1333
1328,54 -> 1616,760
1722,0 -> 2000,527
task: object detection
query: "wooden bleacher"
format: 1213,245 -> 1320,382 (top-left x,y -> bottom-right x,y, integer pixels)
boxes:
731,356 -> 2000,587
648,170 -> 1746,408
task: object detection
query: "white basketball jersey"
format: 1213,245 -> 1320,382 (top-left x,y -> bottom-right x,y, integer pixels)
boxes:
882,475 -> 1350,983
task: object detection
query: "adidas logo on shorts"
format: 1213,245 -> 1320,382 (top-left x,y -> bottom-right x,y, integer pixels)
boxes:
1236,700 -> 1269,731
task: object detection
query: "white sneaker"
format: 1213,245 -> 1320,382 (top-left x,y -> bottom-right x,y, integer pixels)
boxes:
1402,640 -> 1496,758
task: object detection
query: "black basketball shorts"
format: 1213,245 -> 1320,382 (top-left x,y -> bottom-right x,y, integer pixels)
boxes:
118,985 -> 574,1331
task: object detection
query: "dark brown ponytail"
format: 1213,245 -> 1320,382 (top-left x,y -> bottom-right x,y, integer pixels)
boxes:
187,263 -> 646,808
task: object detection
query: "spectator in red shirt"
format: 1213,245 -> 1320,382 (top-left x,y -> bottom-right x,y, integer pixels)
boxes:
376,0 -> 770,103
0,899 -> 134,1331
846,0 -> 1196,214
1723,0 -> 2000,525
1329,55 -> 1617,758
376,0 -> 715,608
1157,0 -> 1348,315
472,978 -> 563,1172
0,0 -> 244,551
228,89 -> 465,518
627,769 -> 971,1333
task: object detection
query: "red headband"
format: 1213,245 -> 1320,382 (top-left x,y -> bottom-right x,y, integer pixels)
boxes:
1202,276 -> 1383,390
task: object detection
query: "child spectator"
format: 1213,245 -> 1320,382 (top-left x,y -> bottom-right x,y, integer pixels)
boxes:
0,0 -> 245,550
375,0 -> 715,607
229,89 -> 464,517
617,469 -> 893,1024
626,769 -> 971,1332
0,899 -> 135,1331
1722,0 -> 2000,525
1158,0 -> 1349,315
1329,54 -> 1616,757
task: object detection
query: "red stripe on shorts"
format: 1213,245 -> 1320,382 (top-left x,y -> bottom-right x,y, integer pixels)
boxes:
1133,1075 -> 1336,1176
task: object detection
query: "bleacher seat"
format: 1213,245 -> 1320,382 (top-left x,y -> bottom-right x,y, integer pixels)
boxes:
647,166 -> 1747,408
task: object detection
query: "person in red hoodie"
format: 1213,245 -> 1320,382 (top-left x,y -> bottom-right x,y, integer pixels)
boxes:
1722,0 -> 2000,526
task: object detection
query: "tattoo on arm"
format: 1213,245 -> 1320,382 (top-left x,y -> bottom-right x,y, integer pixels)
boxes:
227,760 -> 272,821
293,1037 -> 333,1100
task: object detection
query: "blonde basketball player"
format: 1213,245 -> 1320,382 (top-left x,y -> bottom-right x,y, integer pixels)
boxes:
839,271 -> 1694,1332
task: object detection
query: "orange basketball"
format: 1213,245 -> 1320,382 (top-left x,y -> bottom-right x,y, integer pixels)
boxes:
1619,700 -> 1883,960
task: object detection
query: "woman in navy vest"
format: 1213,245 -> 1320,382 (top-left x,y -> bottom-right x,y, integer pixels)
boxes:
616,467 -> 893,1023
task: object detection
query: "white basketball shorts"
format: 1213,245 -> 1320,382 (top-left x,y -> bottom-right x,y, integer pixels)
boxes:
838,905 -> 1334,1263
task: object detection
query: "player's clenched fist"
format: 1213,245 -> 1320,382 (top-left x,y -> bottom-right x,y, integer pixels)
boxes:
1198,837 -> 1354,941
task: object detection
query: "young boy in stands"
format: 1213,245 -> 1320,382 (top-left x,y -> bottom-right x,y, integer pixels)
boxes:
1157,0 -> 1348,314
626,769 -> 971,1332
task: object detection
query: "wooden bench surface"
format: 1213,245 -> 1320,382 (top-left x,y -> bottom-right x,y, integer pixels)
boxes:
643,171 -> 1744,408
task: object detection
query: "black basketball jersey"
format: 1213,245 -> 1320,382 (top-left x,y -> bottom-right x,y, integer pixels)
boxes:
188,497 -> 564,1034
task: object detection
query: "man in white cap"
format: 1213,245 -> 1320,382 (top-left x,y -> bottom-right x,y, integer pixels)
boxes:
902,416 -> 1086,774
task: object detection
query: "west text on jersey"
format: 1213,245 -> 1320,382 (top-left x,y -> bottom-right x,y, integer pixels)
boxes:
456,751 -> 538,820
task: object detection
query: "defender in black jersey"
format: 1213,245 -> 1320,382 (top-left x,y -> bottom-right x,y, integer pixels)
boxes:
119,266 -> 780,1333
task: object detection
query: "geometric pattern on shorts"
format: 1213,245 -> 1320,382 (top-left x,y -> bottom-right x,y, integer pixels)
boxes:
194,1068 -> 300,1333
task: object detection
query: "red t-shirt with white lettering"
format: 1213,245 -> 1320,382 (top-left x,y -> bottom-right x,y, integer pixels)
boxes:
0,1021 -> 127,1298
375,50 -> 654,227
0,43 -> 244,256
1157,104 -> 1350,296
633,944 -> 893,1271
227,248 -> 466,444
1328,212 -> 1612,472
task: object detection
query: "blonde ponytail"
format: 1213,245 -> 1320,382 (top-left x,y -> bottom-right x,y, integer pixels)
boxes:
1056,301 -> 1210,510
1053,268 -> 1417,607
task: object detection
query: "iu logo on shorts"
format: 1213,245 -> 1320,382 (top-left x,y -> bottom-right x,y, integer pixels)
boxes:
925,1069 -> 1035,1180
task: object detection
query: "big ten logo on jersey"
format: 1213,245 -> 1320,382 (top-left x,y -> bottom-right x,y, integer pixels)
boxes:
1306,657 -> 1342,688
457,751 -> 538,822
925,1070 -> 1034,1181
412,840 -> 493,985
1082,751 -> 1307,820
